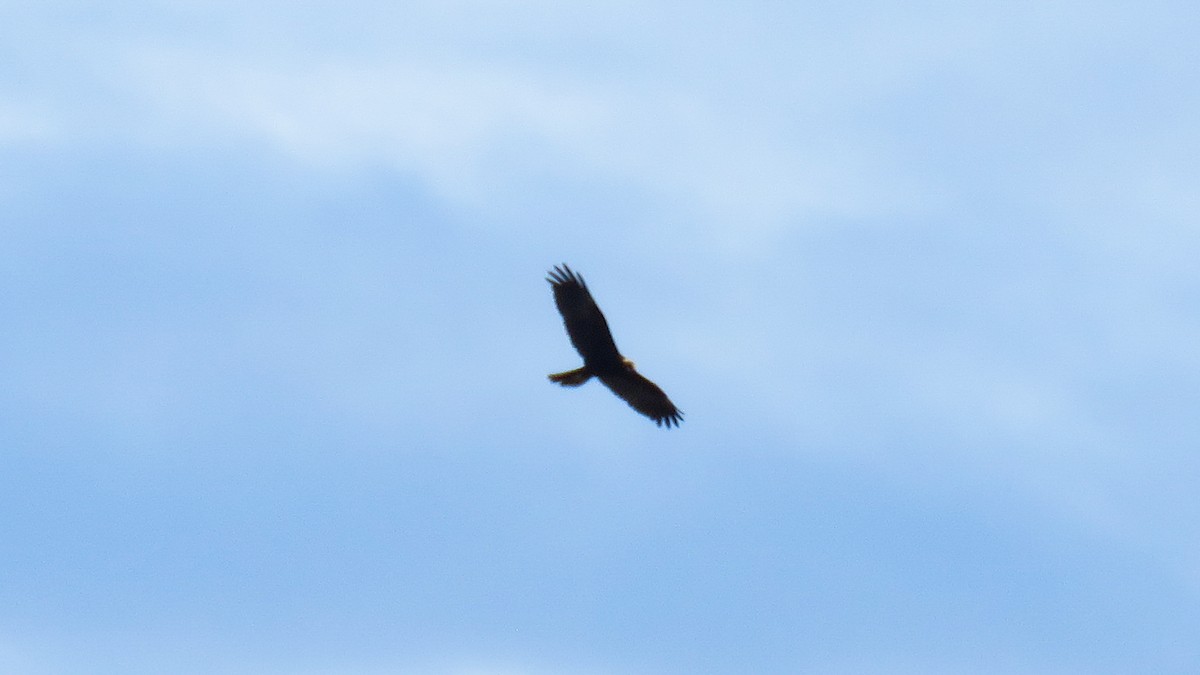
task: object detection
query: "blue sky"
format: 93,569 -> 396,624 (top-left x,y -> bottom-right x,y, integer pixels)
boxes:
3,1 -> 1199,673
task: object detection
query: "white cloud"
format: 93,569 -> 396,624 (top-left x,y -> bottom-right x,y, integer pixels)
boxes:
109,45 -> 943,253
125,50 -> 606,192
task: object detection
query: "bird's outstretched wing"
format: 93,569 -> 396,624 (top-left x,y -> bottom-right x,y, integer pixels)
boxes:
598,370 -> 684,428
546,264 -> 621,366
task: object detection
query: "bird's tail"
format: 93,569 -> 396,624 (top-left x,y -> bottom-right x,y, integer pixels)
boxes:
548,367 -> 592,386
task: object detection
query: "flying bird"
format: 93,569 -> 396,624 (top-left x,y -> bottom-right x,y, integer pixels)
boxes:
546,264 -> 683,428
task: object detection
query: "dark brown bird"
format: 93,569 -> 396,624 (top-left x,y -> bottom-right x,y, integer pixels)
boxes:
546,264 -> 683,428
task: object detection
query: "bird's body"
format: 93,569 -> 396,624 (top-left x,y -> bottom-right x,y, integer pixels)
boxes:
547,264 -> 683,428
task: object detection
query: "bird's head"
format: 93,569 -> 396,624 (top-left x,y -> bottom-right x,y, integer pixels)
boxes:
621,357 -> 637,371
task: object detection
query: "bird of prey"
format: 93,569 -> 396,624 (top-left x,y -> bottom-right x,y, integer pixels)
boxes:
546,264 -> 683,428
